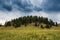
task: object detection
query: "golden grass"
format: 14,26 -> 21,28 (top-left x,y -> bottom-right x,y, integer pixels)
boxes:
0,26 -> 60,40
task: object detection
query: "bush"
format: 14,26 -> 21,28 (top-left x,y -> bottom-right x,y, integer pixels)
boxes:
13,23 -> 21,28
56,22 -> 58,27
41,25 -> 44,29
0,24 -> 2,27
45,24 -> 50,29
34,22 -> 38,26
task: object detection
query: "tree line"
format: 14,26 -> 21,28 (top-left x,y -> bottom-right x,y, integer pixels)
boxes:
4,16 -> 58,28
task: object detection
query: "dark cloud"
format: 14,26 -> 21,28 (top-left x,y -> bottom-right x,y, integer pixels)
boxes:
2,4 -> 12,11
34,6 -> 42,11
42,0 -> 60,11
13,0 -> 33,12
0,0 -> 42,12
0,0 -> 60,12
0,0 -> 12,11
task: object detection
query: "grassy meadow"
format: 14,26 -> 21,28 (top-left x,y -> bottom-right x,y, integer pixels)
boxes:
0,25 -> 60,40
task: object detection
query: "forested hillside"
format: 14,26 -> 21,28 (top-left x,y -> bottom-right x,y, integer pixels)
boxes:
5,16 -> 58,28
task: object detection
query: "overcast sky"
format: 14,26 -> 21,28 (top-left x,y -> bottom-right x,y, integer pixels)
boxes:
0,0 -> 60,24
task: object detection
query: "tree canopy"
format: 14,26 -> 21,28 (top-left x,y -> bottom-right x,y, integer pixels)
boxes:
4,16 -> 57,28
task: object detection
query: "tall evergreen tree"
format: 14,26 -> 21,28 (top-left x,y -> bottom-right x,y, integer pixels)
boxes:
56,22 -> 58,27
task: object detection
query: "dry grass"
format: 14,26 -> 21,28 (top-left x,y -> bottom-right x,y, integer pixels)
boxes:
0,26 -> 60,40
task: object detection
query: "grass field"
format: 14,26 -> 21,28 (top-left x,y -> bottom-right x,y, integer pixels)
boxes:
0,26 -> 60,40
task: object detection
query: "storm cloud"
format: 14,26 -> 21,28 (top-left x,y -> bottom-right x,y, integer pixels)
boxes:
0,0 -> 60,24
0,0 -> 42,12
42,0 -> 60,11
